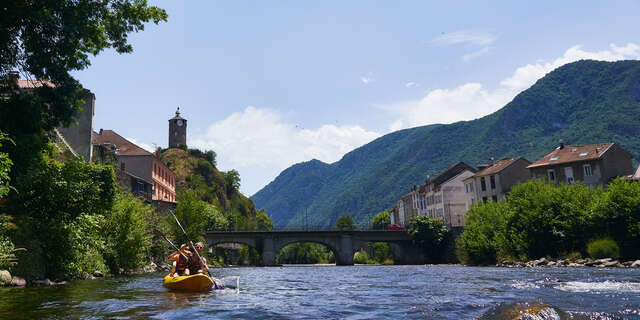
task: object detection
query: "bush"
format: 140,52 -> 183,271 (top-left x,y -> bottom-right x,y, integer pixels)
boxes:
353,249 -> 372,264
456,201 -> 510,265
408,215 -> 449,261
334,215 -> 356,231
563,251 -> 582,261
371,210 -> 390,230
587,238 -> 620,260
103,192 -> 154,274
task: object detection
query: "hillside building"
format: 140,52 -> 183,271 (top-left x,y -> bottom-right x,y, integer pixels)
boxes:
419,162 -> 477,227
464,157 -> 531,208
11,72 -> 95,161
396,189 -> 419,227
93,129 -> 176,206
527,142 -> 634,187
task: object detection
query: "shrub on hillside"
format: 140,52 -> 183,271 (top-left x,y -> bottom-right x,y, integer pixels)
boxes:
586,238 -> 620,260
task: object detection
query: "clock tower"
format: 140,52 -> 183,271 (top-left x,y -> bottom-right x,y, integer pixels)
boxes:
168,107 -> 187,149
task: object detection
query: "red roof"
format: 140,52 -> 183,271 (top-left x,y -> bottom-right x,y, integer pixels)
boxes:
527,143 -> 616,168
93,130 -> 152,156
473,158 -> 526,177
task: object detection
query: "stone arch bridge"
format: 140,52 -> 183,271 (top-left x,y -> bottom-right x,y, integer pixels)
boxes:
205,230 -> 425,266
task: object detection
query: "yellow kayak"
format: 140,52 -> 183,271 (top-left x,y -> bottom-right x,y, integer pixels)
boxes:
163,274 -> 214,292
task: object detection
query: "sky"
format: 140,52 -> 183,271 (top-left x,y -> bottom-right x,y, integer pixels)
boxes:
74,1 -> 640,196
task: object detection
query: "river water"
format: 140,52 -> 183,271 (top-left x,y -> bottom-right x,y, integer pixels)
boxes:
0,265 -> 639,319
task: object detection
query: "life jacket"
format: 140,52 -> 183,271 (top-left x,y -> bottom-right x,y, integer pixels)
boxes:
189,253 -> 202,272
175,254 -> 189,275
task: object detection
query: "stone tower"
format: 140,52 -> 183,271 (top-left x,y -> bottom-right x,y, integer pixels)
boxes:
168,107 -> 187,148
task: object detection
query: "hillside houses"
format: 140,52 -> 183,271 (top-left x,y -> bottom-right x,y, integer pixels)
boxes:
392,142 -> 637,228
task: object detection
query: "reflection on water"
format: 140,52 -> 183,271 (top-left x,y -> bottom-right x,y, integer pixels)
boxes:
0,266 -> 639,319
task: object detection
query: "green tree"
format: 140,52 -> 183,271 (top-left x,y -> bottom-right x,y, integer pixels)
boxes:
102,192 -> 155,274
371,210 -> 390,230
408,215 -> 449,261
223,169 -> 241,194
0,132 -> 12,198
334,215 -> 356,231
456,201 -> 510,265
591,178 -> 640,259
503,179 -> 598,260
170,190 -> 214,245
11,151 -> 115,279
256,209 -> 274,231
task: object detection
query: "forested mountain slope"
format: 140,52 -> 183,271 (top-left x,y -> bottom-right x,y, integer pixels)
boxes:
253,60 -> 640,228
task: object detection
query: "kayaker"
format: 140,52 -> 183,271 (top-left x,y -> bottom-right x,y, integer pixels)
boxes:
168,244 -> 192,276
189,242 -> 208,274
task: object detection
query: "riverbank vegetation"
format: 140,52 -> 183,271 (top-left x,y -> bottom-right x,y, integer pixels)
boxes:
457,178 -> 640,265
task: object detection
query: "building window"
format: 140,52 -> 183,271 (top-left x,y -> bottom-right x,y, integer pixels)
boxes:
465,182 -> 474,193
490,175 -> 496,189
482,196 -> 487,203
481,177 -> 486,191
547,169 -> 556,183
584,164 -> 593,177
120,162 -> 125,171
492,195 -> 498,202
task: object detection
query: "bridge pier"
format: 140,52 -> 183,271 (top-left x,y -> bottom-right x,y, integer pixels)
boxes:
261,237 -> 277,266
336,234 -> 354,265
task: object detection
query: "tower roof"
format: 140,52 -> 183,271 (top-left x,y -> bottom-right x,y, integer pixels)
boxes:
170,107 -> 186,121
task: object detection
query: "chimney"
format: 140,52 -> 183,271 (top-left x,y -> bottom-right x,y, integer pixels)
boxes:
559,139 -> 565,149
8,71 -> 19,85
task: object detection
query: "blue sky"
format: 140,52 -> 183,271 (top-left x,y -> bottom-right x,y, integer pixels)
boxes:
74,1 -> 640,196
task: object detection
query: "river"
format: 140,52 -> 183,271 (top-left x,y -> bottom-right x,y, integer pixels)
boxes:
0,265 -> 639,319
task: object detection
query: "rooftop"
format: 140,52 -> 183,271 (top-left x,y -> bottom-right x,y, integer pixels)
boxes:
93,129 -> 152,156
527,143 -> 615,168
473,158 -> 526,177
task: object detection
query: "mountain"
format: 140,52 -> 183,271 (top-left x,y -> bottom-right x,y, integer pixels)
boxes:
252,60 -> 640,228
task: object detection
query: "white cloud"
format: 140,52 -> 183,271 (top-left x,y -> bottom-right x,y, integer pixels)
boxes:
190,106 -> 381,194
432,29 -> 497,46
384,43 -> 640,130
126,137 -> 155,153
462,46 -> 490,62
501,43 -> 640,91
405,81 -> 416,88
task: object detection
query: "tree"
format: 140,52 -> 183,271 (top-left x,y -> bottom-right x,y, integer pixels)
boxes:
256,209 -> 274,231
171,190 -> 214,245
223,169 -> 241,194
333,215 -> 356,231
408,215 -> 449,261
456,201 -> 510,265
0,132 -> 12,198
371,210 -> 390,230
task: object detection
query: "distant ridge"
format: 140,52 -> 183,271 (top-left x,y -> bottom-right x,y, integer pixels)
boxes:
252,60 -> 640,228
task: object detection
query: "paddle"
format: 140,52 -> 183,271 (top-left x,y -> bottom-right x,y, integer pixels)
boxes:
169,210 -> 211,277
153,227 -> 189,260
